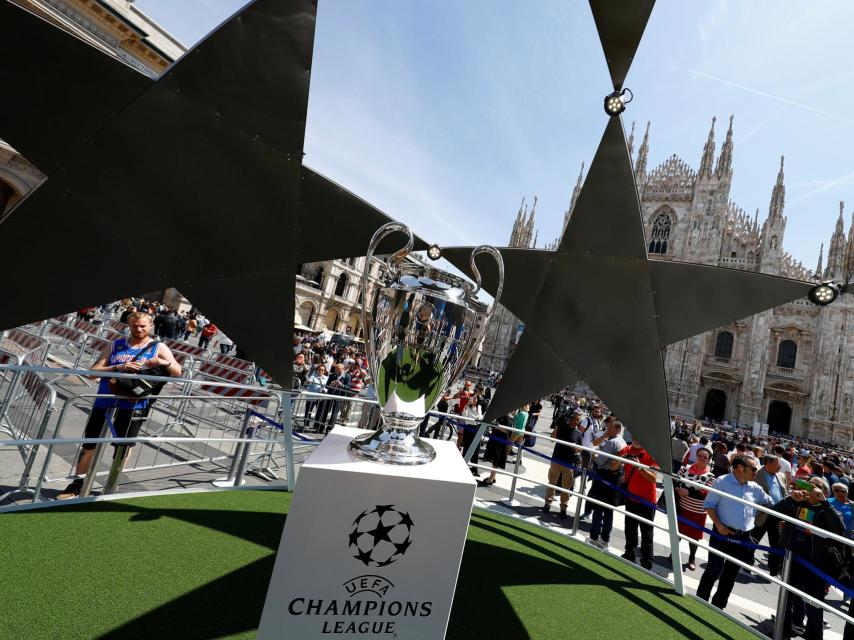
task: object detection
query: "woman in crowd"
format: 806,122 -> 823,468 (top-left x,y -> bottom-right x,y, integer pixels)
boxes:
676,446 -> 715,571
510,404 -> 529,452
829,482 -> 854,538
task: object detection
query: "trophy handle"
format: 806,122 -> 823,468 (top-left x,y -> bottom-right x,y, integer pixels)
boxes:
470,246 -> 505,306
362,222 -> 414,372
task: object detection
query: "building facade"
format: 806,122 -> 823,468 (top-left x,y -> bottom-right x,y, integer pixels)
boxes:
0,140 -> 45,226
483,116 -> 854,444
12,0 -> 184,78
295,257 -> 382,339
1,1 -> 185,225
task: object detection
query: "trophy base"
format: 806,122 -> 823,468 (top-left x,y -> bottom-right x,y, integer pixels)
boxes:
348,421 -> 437,465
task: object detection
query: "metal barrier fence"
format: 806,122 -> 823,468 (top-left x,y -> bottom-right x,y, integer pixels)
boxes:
194,360 -> 254,384
2,368 -> 848,639
456,418 -> 854,639
164,338 -> 209,359
209,352 -> 255,372
104,319 -> 129,335
1,328 -> 49,366
0,365 -> 292,503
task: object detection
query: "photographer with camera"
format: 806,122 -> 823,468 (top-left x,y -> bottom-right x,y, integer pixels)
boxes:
57,312 -> 181,499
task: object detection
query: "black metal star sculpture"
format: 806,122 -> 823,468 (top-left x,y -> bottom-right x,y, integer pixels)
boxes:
0,0 -> 423,383
443,0 -> 816,467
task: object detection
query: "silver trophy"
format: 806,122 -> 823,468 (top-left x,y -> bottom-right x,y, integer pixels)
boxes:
349,222 -> 504,465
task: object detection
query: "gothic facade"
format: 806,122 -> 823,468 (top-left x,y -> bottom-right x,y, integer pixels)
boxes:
482,116 -> 854,445
476,197 -> 537,371
645,116 -> 853,444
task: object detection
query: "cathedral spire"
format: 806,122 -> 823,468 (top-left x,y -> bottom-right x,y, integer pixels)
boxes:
698,116 -> 716,178
845,209 -> 854,280
753,208 -> 759,233
509,197 -> 526,246
715,115 -> 734,178
768,155 -> 785,222
635,121 -> 650,185
816,243 -> 824,278
627,121 -> 636,159
564,162 -> 585,234
527,196 -> 537,247
827,201 -> 846,279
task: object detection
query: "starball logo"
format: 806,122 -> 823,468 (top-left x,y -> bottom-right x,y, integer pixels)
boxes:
349,504 -> 414,567
286,505 -> 434,636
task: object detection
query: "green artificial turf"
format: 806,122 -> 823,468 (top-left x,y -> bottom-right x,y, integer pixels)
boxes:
0,491 -> 754,640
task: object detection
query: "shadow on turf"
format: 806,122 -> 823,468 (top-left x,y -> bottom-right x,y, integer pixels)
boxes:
464,512 -> 750,640
58,503 -> 747,640
43,500 -> 285,550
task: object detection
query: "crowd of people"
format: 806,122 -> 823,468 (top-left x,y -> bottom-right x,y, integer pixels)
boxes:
291,333 -> 375,432
78,299 -> 236,354
506,398 -> 854,639
419,384 -> 854,638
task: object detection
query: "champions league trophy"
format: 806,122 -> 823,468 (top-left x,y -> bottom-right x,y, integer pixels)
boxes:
349,222 -> 504,465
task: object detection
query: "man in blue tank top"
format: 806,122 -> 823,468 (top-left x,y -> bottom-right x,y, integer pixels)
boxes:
57,312 -> 181,499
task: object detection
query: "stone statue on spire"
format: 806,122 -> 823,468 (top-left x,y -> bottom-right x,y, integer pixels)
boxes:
635,121 -> 650,187
715,115 -> 734,178
698,116 -> 716,178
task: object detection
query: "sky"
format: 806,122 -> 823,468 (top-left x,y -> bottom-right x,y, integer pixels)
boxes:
136,0 -> 854,270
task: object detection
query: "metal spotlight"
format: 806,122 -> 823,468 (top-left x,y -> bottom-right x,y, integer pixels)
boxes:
427,244 -> 442,261
808,281 -> 841,306
603,88 -> 632,117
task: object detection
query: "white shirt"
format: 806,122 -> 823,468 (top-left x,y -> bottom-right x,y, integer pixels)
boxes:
687,442 -> 704,463
777,456 -> 792,480
580,417 -> 604,449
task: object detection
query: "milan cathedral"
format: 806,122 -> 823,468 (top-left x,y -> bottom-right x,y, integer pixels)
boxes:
479,116 -> 854,444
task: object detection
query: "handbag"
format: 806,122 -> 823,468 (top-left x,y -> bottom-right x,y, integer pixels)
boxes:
108,339 -> 169,399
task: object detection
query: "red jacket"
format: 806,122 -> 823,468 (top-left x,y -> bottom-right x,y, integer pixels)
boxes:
619,445 -> 659,504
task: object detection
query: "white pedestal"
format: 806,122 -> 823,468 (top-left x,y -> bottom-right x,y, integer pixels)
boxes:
257,426 -> 477,640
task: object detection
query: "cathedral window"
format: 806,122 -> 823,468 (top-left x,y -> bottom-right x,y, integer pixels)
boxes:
648,211 -> 672,255
776,339 -> 797,369
714,331 -> 734,360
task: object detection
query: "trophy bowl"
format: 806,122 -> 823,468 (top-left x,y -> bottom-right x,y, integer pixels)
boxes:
349,222 -> 504,465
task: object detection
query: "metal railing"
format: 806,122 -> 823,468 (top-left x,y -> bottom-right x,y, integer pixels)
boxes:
0,364 -> 299,504
458,419 -> 854,638
2,367 -> 850,639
